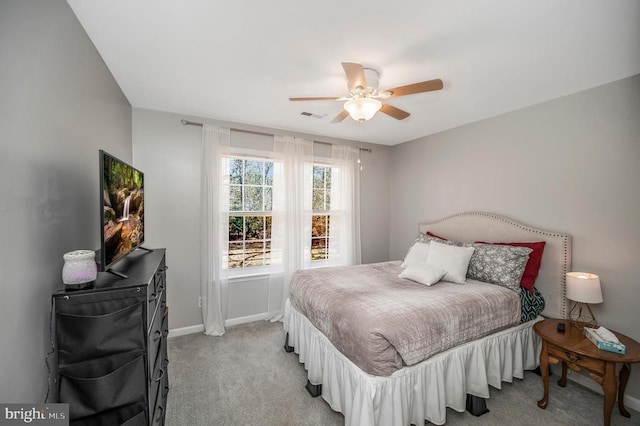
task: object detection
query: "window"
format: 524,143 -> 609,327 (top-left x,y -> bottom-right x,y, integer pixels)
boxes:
227,158 -> 273,269
311,165 -> 331,260
224,158 -> 337,270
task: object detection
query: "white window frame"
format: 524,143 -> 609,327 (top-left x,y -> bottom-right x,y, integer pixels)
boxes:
223,149 -> 278,278
309,161 -> 333,268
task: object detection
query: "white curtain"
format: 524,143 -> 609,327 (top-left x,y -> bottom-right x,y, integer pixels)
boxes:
200,125 -> 231,336
329,145 -> 362,266
268,136 -> 314,320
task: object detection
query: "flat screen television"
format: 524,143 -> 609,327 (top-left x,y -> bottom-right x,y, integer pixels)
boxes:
99,150 -> 145,270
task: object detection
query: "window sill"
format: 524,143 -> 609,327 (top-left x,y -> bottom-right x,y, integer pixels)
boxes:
226,267 -> 283,283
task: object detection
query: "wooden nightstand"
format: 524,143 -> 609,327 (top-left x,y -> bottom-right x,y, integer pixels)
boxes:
534,319 -> 640,426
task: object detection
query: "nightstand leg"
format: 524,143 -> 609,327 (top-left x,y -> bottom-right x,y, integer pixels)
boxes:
537,341 -> 549,409
603,362 -> 616,426
558,361 -> 567,387
618,363 -> 631,418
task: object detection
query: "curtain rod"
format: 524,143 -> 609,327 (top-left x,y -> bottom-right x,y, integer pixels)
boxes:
181,119 -> 372,153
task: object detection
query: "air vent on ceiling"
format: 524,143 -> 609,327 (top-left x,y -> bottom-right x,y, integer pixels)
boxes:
300,111 -> 327,119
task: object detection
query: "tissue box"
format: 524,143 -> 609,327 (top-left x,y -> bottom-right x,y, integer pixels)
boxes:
583,327 -> 626,354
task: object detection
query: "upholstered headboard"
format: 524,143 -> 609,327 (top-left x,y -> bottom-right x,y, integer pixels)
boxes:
418,211 -> 571,319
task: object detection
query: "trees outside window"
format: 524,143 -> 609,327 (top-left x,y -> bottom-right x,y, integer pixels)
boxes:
227,158 -> 273,269
311,165 -> 331,261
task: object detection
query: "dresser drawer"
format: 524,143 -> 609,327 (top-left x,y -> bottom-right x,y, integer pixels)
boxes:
547,343 -> 605,375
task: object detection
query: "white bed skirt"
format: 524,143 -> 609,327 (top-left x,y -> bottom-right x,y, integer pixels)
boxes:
284,299 -> 542,426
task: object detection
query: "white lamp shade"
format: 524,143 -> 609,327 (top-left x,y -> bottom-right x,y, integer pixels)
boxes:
344,97 -> 382,121
566,272 -> 603,303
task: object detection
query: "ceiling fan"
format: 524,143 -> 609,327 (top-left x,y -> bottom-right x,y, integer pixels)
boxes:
290,62 -> 443,123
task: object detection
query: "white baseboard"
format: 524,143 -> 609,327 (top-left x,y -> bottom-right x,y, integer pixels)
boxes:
168,324 -> 204,338
566,369 -> 640,413
224,311 -> 280,327
168,311 -> 281,338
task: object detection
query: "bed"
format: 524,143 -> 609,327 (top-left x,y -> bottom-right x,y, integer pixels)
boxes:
283,211 -> 571,426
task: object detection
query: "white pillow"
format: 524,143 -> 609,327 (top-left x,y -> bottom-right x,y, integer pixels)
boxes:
399,264 -> 446,286
426,241 -> 475,284
401,241 -> 431,268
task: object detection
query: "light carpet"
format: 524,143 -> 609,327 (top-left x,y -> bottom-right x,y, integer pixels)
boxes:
166,321 -> 639,425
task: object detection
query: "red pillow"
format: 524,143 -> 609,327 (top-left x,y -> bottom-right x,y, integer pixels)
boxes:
426,231 -> 448,240
476,241 -> 546,293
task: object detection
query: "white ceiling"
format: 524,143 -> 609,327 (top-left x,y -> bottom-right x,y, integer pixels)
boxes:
66,0 -> 640,146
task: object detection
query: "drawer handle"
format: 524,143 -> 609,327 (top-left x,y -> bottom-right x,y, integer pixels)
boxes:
565,351 -> 582,363
155,368 -> 165,382
153,330 -> 162,342
149,293 -> 158,303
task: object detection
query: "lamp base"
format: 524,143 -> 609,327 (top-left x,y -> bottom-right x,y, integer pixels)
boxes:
568,302 -> 598,328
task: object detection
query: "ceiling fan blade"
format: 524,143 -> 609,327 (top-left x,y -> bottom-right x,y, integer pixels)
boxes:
289,96 -> 341,101
383,79 -> 443,98
342,62 -> 367,90
380,102 -> 410,120
331,110 -> 349,123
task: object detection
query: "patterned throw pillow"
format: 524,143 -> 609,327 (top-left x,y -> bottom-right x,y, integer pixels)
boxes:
520,286 -> 545,323
464,243 -> 532,292
415,232 -> 455,246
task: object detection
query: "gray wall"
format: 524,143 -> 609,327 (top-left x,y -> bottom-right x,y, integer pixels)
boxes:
389,74 -> 640,402
133,108 -> 391,330
0,0 -> 131,402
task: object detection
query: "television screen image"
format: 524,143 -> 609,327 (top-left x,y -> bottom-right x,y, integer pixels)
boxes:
100,150 -> 144,268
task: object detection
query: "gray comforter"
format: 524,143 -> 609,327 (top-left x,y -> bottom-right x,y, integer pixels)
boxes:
289,261 -> 520,376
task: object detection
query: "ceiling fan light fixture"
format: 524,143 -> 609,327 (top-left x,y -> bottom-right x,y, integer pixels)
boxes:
344,97 -> 382,122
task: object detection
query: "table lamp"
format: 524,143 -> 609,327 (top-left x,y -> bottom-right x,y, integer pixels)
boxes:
565,272 -> 603,327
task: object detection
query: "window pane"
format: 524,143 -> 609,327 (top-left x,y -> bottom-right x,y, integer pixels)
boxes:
311,238 -> 328,260
265,161 -> 273,186
230,159 -> 243,184
325,190 -> 331,210
244,160 -> 264,185
245,216 -> 264,240
225,158 -> 279,270
230,186 -> 243,211
229,242 -> 244,268
265,241 -> 271,264
312,215 -> 327,237
264,187 -> 272,211
325,167 -> 331,189
313,189 -> 325,211
245,241 -> 265,267
265,216 -> 272,239
244,186 -> 263,211
313,166 -> 324,189
229,216 -> 244,241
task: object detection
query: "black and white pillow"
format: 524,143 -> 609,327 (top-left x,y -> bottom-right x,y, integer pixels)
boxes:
464,243 -> 532,292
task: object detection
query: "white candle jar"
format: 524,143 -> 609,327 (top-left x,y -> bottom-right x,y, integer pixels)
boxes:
62,250 -> 98,285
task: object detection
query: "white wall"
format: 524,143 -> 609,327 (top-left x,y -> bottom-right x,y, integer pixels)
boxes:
133,108 -> 391,330
389,74 -> 640,402
0,0 -> 131,402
